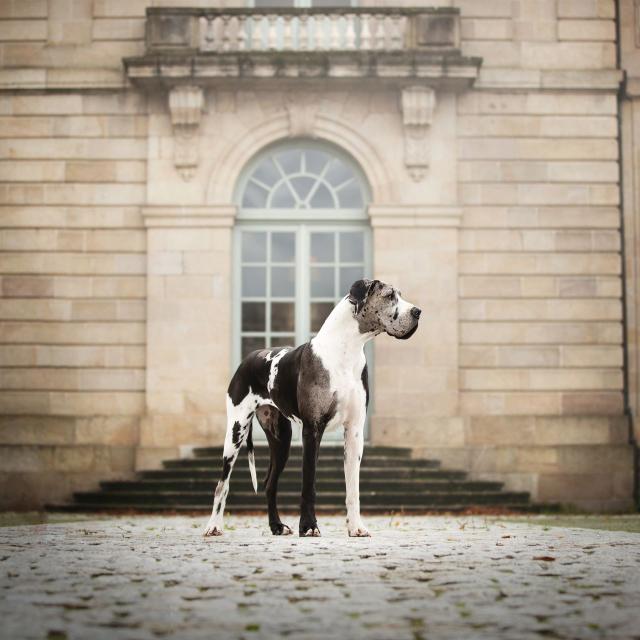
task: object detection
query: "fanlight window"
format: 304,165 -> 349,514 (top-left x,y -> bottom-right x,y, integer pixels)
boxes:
241,147 -> 365,210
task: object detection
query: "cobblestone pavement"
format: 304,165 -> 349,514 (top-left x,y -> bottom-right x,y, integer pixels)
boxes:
1,515 -> 639,640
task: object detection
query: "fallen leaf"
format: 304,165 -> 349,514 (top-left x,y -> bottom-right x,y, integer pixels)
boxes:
533,556 -> 556,562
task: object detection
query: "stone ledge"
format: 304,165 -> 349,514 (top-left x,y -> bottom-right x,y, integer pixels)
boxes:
141,205 -> 236,228
476,68 -> 622,91
124,51 -> 481,91
368,205 -> 463,228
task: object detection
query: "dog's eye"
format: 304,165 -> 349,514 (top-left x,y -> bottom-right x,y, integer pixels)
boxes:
384,292 -> 394,299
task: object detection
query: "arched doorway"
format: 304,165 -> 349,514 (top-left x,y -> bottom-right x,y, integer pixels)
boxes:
233,140 -> 372,441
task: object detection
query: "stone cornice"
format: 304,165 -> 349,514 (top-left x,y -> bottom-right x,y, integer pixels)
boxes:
124,51 -> 481,91
141,205 -> 236,228
368,205 -> 462,228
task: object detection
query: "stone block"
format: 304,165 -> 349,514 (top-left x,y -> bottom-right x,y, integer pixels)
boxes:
92,17 -> 146,41
135,446 -> 179,471
1,275 -> 53,297
522,42 -> 616,70
0,1 -> 47,18
558,19 -> 616,41
557,0 -> 615,19
461,18 -> 513,40
0,415 -> 74,445
561,391 -> 623,414
0,19 -> 47,41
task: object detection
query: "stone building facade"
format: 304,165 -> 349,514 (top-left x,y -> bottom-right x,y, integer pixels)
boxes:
0,0 -> 638,511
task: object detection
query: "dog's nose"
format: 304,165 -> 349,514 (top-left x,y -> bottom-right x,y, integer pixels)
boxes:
410,307 -> 421,319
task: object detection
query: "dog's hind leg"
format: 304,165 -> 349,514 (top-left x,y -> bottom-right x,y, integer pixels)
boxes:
203,394 -> 255,537
256,406 -> 292,535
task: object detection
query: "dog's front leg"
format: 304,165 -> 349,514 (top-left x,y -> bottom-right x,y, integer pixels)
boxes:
344,420 -> 369,537
299,425 -> 322,537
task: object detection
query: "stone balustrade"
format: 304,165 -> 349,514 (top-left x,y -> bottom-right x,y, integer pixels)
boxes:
145,7 -> 460,54
200,12 -> 407,53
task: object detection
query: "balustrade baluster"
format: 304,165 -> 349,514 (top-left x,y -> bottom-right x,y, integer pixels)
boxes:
283,14 -> 293,50
299,14 -> 309,51
330,14 -> 340,49
360,13 -> 371,50
375,13 -> 386,50
221,16 -> 230,51
267,14 -> 278,50
236,15 -> 246,51
201,17 -> 214,52
390,14 -> 402,50
345,14 -> 356,50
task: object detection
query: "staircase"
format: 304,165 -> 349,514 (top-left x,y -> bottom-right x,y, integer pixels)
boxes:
49,445 -> 531,513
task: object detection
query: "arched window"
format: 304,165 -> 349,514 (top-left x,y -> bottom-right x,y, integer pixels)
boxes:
234,141 -> 372,440
240,146 -> 365,211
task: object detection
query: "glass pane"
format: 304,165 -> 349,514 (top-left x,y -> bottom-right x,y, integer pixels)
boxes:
242,302 -> 266,331
275,150 -> 302,174
305,149 -> 330,175
290,176 -> 316,201
340,266 -> 364,296
241,231 -> 267,263
242,336 -> 265,358
271,232 -> 295,263
242,266 -> 266,297
271,336 -> 294,349
311,266 -> 334,297
271,183 -> 296,208
252,158 -> 280,186
272,302 -> 295,332
325,159 -> 353,186
310,232 -> 334,263
311,302 -> 334,332
339,231 -> 364,262
337,180 -> 363,208
242,181 -> 268,208
271,266 -> 295,297
310,183 -> 335,208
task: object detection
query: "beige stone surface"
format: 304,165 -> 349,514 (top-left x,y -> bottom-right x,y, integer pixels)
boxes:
0,0 -> 635,511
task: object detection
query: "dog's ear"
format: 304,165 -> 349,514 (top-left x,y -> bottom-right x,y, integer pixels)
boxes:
348,279 -> 378,314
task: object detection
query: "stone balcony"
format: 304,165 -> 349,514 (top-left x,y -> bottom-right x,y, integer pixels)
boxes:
124,6 -> 481,89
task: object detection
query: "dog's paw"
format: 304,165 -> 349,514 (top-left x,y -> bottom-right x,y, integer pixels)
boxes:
300,527 -> 321,537
348,526 -> 370,538
203,525 -> 223,537
271,523 -> 293,536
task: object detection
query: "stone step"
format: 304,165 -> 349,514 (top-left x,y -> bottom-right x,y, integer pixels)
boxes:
49,446 -> 531,514
139,467 -> 468,481
192,445 -> 413,458
73,490 -> 529,507
101,478 -> 504,493
162,456 -> 441,469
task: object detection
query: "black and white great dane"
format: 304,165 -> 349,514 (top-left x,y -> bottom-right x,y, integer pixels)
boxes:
203,278 -> 421,538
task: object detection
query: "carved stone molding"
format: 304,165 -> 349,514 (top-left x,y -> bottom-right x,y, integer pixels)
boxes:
168,85 -> 204,181
285,95 -> 318,137
401,86 -> 436,182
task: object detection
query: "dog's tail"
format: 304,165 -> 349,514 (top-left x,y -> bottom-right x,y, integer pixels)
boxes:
246,421 -> 257,494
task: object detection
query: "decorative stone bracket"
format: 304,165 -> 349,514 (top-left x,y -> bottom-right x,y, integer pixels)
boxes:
401,86 -> 436,182
168,85 -> 204,181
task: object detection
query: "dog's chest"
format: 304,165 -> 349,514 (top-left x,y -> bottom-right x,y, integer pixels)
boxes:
311,341 -> 366,430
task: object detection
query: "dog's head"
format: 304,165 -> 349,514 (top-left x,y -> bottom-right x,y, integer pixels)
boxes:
347,279 -> 421,340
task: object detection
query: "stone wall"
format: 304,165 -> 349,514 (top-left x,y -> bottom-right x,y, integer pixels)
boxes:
0,0 -> 636,510
0,0 -> 148,508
